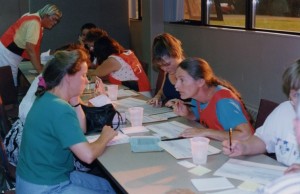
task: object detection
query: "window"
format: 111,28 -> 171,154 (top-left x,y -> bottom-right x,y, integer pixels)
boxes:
129,0 -> 142,20
255,0 -> 300,32
181,0 -> 300,34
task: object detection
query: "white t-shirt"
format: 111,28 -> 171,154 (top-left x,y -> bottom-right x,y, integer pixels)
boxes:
109,51 -> 138,81
255,101 -> 300,166
18,74 -> 40,123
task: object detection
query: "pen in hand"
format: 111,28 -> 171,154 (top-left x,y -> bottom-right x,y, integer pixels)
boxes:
229,128 -> 232,152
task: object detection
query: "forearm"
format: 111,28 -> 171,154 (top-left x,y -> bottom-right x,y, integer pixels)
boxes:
72,140 -> 109,164
70,98 -> 86,133
201,124 -> 253,142
90,137 -> 110,159
154,89 -> 163,99
242,135 -> 267,155
184,110 -> 197,120
73,105 -> 87,133
26,43 -> 43,73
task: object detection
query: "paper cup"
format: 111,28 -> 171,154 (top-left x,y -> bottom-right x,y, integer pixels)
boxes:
128,107 -> 144,127
190,137 -> 210,165
106,84 -> 118,101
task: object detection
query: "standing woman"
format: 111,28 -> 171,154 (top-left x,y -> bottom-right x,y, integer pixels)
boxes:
90,36 -> 151,97
172,58 -> 253,141
147,33 -> 186,106
16,49 -> 117,193
0,4 -> 62,86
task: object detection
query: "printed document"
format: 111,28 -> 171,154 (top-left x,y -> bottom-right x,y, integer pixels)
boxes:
214,158 -> 287,185
158,138 -> 221,159
146,121 -> 192,138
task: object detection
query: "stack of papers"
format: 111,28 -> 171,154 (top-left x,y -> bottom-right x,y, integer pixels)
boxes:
213,158 -> 287,185
114,97 -> 173,116
120,126 -> 149,134
117,89 -> 139,98
86,131 -> 129,146
146,121 -> 192,138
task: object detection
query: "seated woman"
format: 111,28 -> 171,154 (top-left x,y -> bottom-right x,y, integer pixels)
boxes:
89,36 -> 151,97
147,33 -> 186,106
223,60 -> 300,167
170,58 -> 253,141
16,49 -> 117,193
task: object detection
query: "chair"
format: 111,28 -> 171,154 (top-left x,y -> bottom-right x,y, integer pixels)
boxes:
155,69 -> 165,95
0,66 -> 19,119
0,135 -> 16,193
254,99 -> 279,160
0,95 -> 11,139
0,66 -> 18,106
254,99 -> 279,129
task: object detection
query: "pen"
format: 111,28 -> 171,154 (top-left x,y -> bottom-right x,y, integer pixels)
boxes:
161,137 -> 184,141
229,128 -> 232,152
183,103 -> 195,108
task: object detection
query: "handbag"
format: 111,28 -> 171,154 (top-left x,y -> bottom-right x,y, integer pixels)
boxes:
81,103 -> 122,135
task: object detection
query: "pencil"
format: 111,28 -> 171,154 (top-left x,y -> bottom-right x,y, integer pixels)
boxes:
183,103 -> 195,108
229,128 -> 232,152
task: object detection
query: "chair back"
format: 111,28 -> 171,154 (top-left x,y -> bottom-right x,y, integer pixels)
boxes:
254,99 -> 279,129
155,69 -> 165,95
0,95 -> 11,139
0,66 -> 18,105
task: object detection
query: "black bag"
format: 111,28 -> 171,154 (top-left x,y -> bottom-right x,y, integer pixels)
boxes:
81,103 -> 122,135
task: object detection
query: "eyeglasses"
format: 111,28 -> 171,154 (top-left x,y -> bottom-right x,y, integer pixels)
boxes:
49,15 -> 60,23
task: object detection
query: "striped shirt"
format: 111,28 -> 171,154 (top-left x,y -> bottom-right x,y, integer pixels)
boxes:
257,172 -> 300,194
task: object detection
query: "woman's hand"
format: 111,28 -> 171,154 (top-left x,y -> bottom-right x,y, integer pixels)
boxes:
284,164 -> 300,174
147,95 -> 162,107
222,139 -> 246,157
180,127 -> 207,138
99,125 -> 118,144
171,100 -> 189,117
69,96 -> 81,107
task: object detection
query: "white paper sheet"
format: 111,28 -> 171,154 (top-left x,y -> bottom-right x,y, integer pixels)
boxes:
158,138 -> 221,159
213,158 -> 287,185
86,131 -> 129,146
114,97 -> 172,115
88,94 -> 112,107
206,188 -> 256,194
117,89 -> 139,98
146,121 -> 192,138
120,126 -> 149,134
191,177 -> 234,192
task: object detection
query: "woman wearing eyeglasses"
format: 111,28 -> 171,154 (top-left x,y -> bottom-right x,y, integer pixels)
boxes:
0,4 -> 62,86
223,60 -> 300,167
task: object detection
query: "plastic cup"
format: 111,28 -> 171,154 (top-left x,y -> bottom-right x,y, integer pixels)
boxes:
106,84 -> 118,101
128,107 -> 144,127
190,137 -> 210,165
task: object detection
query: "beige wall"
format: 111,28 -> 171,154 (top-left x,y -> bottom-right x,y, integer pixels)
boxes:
129,4 -> 300,110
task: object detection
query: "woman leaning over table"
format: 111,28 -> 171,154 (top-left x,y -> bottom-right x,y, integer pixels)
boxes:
16,49 -> 117,194
223,60 -> 300,167
89,35 -> 151,97
169,58 -> 253,141
147,33 -> 186,106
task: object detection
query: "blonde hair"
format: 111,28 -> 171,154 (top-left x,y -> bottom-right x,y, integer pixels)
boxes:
38,4 -> 62,18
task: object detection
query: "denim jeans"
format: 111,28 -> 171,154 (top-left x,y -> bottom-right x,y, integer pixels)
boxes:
16,171 -> 116,194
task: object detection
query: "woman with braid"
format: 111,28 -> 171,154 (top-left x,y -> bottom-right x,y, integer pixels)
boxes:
168,58 -> 253,141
